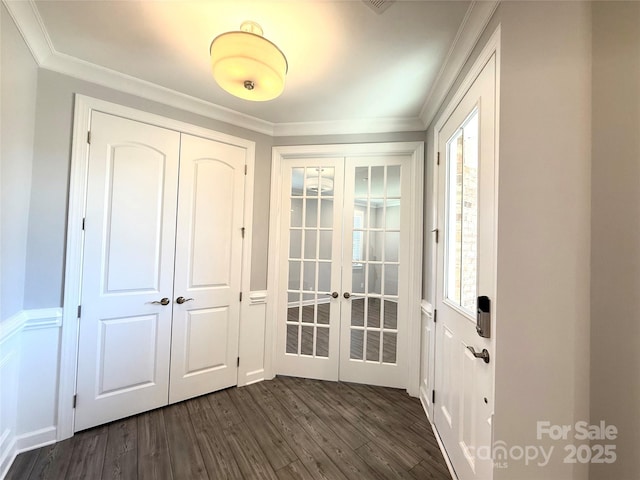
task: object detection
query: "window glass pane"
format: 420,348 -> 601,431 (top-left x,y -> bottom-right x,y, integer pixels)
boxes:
351,298 -> 365,327
303,261 -> 316,291
289,229 -> 302,258
367,297 -> 381,328
320,199 -> 333,228
382,332 -> 397,364
446,110 -> 479,312
305,199 -> 318,227
317,262 -> 331,292
368,264 -> 382,295
385,264 -> 398,296
317,302 -> 330,325
291,168 -> 304,196
301,326 -> 314,355
301,304 -> 314,324
320,167 -> 335,197
350,329 -> 364,360
305,167 -> 321,196
304,230 -> 317,259
387,165 -> 401,197
366,331 -> 381,362
290,199 -> 303,227
370,166 -> 384,197
316,327 -> 329,357
370,231 -> 384,262
385,201 -> 401,230
369,204 -> 383,229
286,325 -> 298,354
354,167 -> 369,197
288,261 -> 301,290
287,305 -> 299,323
383,300 -> 397,329
318,231 -> 332,259
385,232 -> 399,262
352,264 -> 365,294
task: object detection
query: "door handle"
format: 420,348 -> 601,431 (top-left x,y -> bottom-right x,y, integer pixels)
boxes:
150,297 -> 170,306
323,292 -> 339,298
343,292 -> 351,299
466,346 -> 490,364
176,296 -> 194,304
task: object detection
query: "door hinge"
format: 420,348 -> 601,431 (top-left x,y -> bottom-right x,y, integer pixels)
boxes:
437,151 -> 440,166
241,227 -> 245,238
433,309 -> 437,323
244,165 -> 247,175
87,131 -> 91,144
239,292 -> 243,302
432,228 -> 439,243
432,390 -> 436,403
237,357 -> 240,367
82,218 -> 85,230
77,305 -> 82,318
73,394 -> 77,408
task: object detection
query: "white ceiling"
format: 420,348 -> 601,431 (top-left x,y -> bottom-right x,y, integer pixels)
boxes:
6,0 -> 498,135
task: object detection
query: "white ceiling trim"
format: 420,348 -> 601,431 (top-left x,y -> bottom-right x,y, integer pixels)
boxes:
419,0 -> 499,128
4,0 -> 497,137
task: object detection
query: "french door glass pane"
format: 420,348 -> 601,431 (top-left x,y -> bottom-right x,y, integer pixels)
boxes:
286,165 -> 335,357
445,109 -> 479,313
349,165 -> 401,364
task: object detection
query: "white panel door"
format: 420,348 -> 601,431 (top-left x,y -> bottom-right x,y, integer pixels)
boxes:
339,156 -> 411,388
434,55 -> 497,480
75,112 -> 180,431
169,134 -> 244,403
276,159 -> 344,380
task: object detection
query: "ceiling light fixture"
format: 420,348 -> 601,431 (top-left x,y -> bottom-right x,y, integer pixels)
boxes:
210,21 -> 288,102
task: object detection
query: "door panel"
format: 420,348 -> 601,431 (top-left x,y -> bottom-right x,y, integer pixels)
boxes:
277,159 -> 343,380
339,157 -> 410,388
169,134 -> 244,403
434,54 -> 496,480
75,112 -> 180,431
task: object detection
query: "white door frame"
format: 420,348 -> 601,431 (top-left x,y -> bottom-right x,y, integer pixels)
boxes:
429,25 -> 500,474
266,142 -> 424,396
58,94 -> 256,440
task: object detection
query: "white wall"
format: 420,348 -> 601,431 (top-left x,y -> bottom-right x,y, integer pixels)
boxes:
590,3 -> 640,479
492,3 -> 591,479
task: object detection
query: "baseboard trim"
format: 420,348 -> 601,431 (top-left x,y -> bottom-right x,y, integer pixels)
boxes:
0,435 -> 17,480
419,394 -> 459,480
15,426 -> 57,452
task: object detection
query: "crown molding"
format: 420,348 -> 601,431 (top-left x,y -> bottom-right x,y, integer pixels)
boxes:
419,0 -> 499,128
4,0 -> 494,137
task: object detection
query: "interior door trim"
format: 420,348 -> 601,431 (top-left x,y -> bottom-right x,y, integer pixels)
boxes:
60,94 -> 256,441
266,142 -> 424,395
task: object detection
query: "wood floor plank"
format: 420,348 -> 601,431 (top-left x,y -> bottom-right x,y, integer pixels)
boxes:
101,416 -> 137,480
66,425 -> 108,479
207,389 -> 243,428
228,385 -> 297,471
276,460 -> 315,480
163,401 -> 208,479
409,459 -> 453,480
27,437 -> 75,480
355,441 -> 416,480
137,409 -> 173,480
262,375 -> 312,417
186,395 -> 243,480
224,421 -> 280,480
283,377 -> 368,450
5,448 -> 38,480
250,380 -> 350,480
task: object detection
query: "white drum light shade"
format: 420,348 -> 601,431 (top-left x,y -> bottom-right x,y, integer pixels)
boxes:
210,22 -> 288,101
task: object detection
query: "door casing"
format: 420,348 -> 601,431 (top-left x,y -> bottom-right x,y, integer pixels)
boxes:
266,142 -> 424,395
60,94 -> 256,440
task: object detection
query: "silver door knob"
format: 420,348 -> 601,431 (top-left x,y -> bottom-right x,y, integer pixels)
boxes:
176,296 -> 194,304
151,297 -> 170,306
466,346 -> 490,364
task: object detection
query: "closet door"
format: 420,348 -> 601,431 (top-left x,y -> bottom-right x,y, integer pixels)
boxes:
75,112 -> 180,431
169,134 -> 244,403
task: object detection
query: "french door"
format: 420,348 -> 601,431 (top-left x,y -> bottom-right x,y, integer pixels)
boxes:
433,54 -> 497,480
275,152 -> 412,388
75,112 -> 245,431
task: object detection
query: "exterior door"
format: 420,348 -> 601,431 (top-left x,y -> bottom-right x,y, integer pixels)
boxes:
75,113 -> 243,431
75,112 -> 180,431
169,134 -> 244,403
275,154 -> 412,388
433,55 -> 497,479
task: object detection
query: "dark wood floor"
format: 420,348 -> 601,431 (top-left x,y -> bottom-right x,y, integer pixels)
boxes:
6,376 -> 451,480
